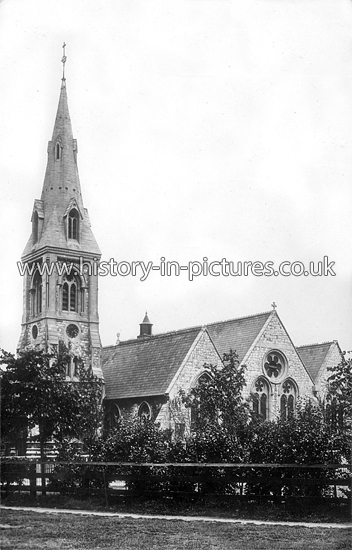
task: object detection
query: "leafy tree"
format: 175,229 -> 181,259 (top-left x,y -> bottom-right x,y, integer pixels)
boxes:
324,353 -> 352,464
247,398 -> 350,498
0,344 -> 103,459
248,398 -> 335,465
181,350 -> 250,461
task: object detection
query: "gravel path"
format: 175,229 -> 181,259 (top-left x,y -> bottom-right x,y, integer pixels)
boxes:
1,505 -> 351,529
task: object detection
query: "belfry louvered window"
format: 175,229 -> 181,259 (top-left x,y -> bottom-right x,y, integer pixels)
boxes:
32,271 -> 42,316
62,272 -> 78,312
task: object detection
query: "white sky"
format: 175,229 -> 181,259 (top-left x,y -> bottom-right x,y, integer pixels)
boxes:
0,0 -> 351,354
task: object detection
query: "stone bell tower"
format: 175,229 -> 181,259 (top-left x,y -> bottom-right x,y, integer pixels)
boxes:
18,46 -> 103,379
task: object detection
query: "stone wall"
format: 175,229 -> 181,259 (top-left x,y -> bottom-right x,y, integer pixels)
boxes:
156,328 -> 221,432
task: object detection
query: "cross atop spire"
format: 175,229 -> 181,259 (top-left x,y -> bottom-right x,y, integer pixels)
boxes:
271,302 -> 277,311
61,42 -> 67,86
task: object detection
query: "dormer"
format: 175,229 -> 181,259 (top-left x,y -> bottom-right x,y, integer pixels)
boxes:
63,198 -> 83,242
31,200 -> 44,245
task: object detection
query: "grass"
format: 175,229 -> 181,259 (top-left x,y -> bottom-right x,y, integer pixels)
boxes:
1,508 -> 351,550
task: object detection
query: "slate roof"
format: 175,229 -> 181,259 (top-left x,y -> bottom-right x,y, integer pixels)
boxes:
102,311 -> 272,400
297,342 -> 334,382
102,327 -> 201,400
205,311 -> 271,362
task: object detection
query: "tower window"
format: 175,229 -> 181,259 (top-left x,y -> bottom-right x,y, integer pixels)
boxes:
56,143 -> 61,160
72,356 -> 79,378
62,283 -> 69,310
62,272 -> 79,313
70,283 -> 77,311
32,271 -> 42,316
32,325 -> 38,339
66,355 -> 79,379
68,209 -> 79,240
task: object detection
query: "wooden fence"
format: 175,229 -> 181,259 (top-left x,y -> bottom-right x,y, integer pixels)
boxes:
1,459 -> 351,505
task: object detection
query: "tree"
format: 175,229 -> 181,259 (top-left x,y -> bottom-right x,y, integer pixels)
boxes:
0,343 -> 104,459
324,353 -> 352,464
248,398 -> 336,464
181,350 -> 250,461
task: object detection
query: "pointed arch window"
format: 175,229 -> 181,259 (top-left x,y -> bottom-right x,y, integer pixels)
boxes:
280,379 -> 297,420
253,377 -> 270,420
56,142 -> 61,160
62,272 -> 79,312
191,371 -> 212,429
105,404 -> 121,433
138,402 -> 151,421
68,209 -> 79,240
66,356 -> 79,379
70,283 -> 77,311
32,271 -> 42,316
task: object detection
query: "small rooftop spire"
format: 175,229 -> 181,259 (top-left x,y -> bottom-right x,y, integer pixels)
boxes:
61,42 -> 67,87
142,311 -> 151,324
138,312 -> 153,338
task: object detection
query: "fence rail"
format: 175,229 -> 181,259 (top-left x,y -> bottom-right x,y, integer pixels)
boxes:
1,459 -> 351,505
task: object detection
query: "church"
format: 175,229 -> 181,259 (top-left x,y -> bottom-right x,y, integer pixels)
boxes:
18,60 -> 343,436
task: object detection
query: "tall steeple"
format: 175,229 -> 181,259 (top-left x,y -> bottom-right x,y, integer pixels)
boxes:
22,54 -> 99,257
18,46 -> 103,380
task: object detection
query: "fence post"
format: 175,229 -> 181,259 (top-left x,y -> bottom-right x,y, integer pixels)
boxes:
40,463 -> 47,496
29,463 -> 36,497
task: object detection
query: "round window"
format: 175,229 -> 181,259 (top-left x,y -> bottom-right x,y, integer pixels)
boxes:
263,350 -> 287,382
32,325 -> 38,339
66,324 -> 79,339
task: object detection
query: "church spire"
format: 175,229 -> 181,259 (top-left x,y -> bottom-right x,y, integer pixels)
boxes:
22,46 -> 100,258
41,45 -> 83,212
18,49 -> 103,380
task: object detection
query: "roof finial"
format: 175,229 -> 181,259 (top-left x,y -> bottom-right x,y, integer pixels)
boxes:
61,42 -> 67,86
271,301 -> 277,310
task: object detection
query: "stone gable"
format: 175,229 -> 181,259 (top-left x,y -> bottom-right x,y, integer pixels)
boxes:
243,313 -> 313,419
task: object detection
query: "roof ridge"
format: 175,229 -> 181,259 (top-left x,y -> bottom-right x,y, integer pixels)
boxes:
204,310 -> 272,327
151,310 -> 272,337
102,326 -> 201,349
297,340 -> 337,349
102,310 -> 273,349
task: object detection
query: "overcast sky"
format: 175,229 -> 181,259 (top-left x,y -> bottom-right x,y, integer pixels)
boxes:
0,0 -> 351,355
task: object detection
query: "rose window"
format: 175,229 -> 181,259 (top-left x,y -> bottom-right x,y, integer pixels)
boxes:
264,351 -> 285,380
